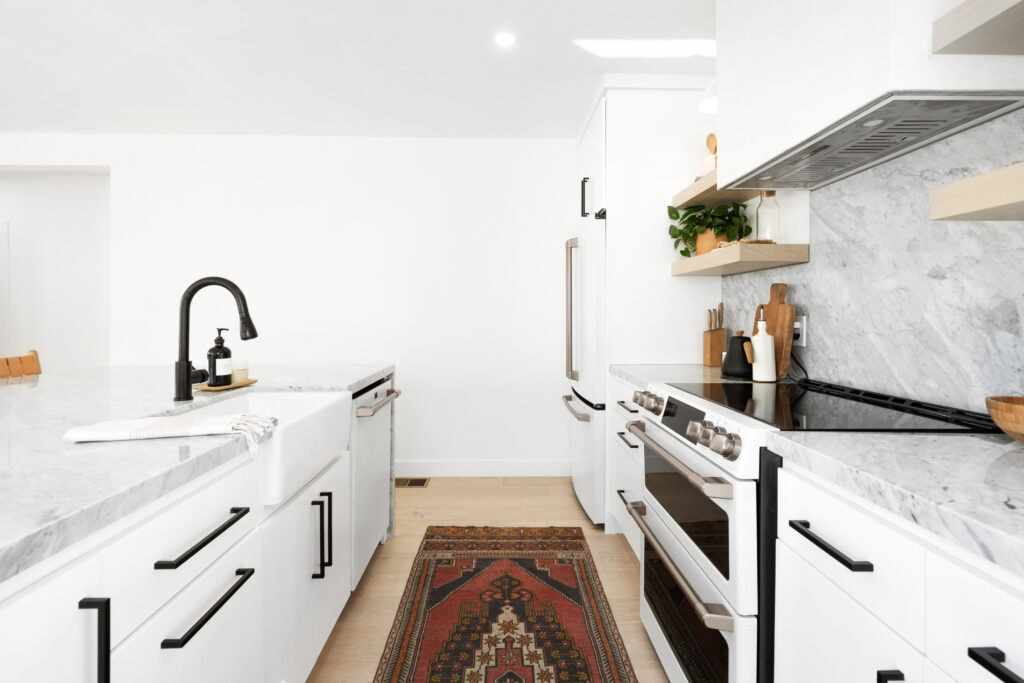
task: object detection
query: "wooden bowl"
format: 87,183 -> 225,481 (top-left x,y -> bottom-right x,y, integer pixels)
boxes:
986,396 -> 1024,443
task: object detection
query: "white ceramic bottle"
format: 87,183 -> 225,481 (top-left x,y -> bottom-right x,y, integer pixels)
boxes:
751,308 -> 776,383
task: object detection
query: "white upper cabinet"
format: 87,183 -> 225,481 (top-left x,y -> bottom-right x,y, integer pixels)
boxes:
715,0 -> 1024,187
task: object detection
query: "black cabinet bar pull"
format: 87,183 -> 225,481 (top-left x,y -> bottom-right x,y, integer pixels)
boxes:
616,400 -> 638,414
788,520 -> 874,572
154,507 -> 250,570
78,597 -> 110,683
580,177 -> 589,217
877,671 -> 905,682
161,568 -> 255,649
969,647 -> 1024,683
311,499 -> 326,579
616,431 -> 638,449
320,491 -> 333,568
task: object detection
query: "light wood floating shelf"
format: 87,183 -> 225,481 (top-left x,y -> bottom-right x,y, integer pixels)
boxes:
933,0 -> 1024,54
671,243 -> 810,277
671,169 -> 760,209
929,161 -> 1024,220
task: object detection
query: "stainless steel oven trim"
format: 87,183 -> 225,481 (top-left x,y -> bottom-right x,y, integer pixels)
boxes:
628,420 -> 733,500
618,490 -> 734,632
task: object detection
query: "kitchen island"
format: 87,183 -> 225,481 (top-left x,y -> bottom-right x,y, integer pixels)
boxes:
0,364 -> 393,586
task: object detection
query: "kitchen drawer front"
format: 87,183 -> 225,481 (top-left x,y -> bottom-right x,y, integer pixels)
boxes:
925,552 -> 1024,683
100,457 -> 260,646
111,530 -> 262,682
609,443 -> 643,560
0,555 -> 102,683
777,468 -> 926,649
775,540 -> 924,683
609,375 -> 642,422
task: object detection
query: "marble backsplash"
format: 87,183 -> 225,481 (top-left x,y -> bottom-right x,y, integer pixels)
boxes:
723,108 -> 1024,411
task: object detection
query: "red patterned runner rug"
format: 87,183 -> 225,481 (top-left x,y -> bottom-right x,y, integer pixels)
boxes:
374,526 -> 637,683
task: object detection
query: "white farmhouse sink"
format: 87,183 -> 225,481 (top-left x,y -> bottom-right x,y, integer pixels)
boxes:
190,391 -> 352,505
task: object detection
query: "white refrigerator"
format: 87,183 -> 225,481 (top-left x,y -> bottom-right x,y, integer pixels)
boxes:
563,99 -> 607,524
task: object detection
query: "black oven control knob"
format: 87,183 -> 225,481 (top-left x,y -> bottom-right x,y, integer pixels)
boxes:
710,432 -> 742,460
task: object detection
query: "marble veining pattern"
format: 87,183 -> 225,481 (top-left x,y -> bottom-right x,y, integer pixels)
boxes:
723,108 -> 1024,411
769,431 -> 1024,576
0,363 -> 392,583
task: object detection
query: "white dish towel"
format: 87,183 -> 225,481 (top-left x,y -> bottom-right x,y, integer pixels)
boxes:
63,413 -> 278,453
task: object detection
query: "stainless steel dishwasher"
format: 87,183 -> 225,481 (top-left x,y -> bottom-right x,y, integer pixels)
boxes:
349,377 -> 399,589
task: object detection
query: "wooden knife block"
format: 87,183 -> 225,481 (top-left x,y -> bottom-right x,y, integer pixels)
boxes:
703,328 -> 726,367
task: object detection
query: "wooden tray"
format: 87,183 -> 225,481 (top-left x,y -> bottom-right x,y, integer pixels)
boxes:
196,378 -> 258,392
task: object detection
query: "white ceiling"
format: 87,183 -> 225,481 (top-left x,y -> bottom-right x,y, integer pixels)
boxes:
0,0 -> 715,138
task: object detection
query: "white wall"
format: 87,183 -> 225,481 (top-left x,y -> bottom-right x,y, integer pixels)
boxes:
0,173 -> 110,371
0,134 -> 574,475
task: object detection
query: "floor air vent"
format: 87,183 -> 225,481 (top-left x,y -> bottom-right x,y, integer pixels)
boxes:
395,478 -> 430,488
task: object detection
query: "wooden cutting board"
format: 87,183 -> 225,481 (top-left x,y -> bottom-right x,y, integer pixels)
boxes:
752,283 -> 796,380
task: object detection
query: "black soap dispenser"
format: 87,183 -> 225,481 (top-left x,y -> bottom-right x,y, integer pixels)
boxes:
207,328 -> 233,387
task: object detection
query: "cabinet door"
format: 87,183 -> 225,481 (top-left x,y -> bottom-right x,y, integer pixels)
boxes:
313,454 -> 352,651
111,531 -> 262,683
262,457 -> 350,683
0,556 -> 102,683
351,382 -> 392,589
577,96 -> 605,217
922,660 -> 957,683
775,541 -> 923,683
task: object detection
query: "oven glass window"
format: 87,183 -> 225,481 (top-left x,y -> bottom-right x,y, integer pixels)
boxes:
644,539 -> 729,683
645,444 -> 730,579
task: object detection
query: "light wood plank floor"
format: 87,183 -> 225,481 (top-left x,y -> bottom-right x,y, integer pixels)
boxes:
308,476 -> 669,682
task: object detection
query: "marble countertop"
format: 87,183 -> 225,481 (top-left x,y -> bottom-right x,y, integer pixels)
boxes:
769,431 -> 1024,576
0,363 -> 393,583
610,363 -> 1024,576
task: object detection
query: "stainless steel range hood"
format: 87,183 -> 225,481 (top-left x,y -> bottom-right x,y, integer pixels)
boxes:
726,91 -> 1024,190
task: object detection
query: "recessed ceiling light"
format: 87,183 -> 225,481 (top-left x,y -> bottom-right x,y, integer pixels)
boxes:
573,39 -> 716,59
495,32 -> 517,48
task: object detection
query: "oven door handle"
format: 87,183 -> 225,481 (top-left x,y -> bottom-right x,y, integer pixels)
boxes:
627,421 -> 733,500
617,490 -> 734,632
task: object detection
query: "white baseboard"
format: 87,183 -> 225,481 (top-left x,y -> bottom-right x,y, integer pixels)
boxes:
396,459 -> 571,478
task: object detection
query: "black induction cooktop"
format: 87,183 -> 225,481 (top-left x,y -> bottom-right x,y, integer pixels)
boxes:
666,378 -> 1000,433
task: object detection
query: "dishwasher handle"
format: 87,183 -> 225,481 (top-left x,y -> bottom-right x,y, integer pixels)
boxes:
356,389 -> 401,418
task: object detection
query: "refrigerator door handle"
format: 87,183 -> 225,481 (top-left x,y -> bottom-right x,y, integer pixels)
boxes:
562,394 -> 590,422
565,238 -> 579,381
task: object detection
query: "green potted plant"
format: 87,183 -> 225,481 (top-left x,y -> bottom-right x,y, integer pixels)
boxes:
667,202 -> 752,257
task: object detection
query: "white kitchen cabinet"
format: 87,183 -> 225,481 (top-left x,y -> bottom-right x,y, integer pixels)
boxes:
925,551 -> 1024,682
99,458 -> 260,646
923,660 -> 958,683
577,97 -> 605,220
775,540 -> 924,683
777,468 -> 927,649
262,455 -> 351,683
111,530 -> 263,683
715,0 -> 1024,186
605,373 -> 643,555
0,555 -> 103,683
350,379 -> 394,590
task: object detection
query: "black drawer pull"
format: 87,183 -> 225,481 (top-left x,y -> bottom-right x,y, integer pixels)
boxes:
969,647 -> 1024,683
580,177 -> 589,217
616,400 -> 638,414
154,507 -> 250,570
788,520 -> 874,572
312,499 -> 326,579
877,671 -> 905,682
78,597 -> 110,683
161,568 -> 254,649
320,491 -> 333,568
616,431 -> 638,449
